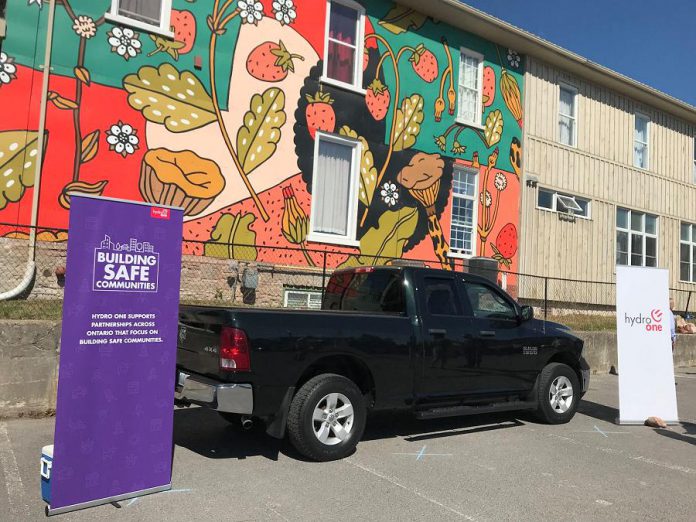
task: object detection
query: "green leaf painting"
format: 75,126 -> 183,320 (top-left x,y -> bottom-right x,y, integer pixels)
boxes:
123,64 -> 217,133
392,95 -> 424,151
483,109 -> 504,148
205,213 -> 258,260
0,131 -> 45,210
339,126 -> 377,207
379,5 -> 427,35
236,88 -> 286,174
339,207 -> 419,268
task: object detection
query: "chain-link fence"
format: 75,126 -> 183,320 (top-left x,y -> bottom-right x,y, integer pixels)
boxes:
2,222 -> 695,331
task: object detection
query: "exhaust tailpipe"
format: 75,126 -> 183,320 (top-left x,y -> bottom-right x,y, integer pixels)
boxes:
241,416 -> 253,430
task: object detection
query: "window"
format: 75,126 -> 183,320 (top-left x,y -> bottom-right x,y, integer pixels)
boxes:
449,166 -> 478,256
424,278 -> 461,316
536,188 -> 590,219
558,84 -> 577,146
309,133 -> 361,245
323,0 -> 365,91
616,208 -> 657,267
463,283 -> 517,321
284,289 -> 323,309
457,48 -> 484,127
323,270 -> 405,313
107,0 -> 173,36
680,223 -> 696,283
634,113 -> 650,169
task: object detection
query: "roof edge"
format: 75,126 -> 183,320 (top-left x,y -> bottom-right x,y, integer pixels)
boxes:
395,0 -> 696,125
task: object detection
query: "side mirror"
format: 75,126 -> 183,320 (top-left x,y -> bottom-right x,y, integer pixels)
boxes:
520,305 -> 534,322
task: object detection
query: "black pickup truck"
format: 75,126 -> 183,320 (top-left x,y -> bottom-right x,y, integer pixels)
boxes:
175,266 -> 590,461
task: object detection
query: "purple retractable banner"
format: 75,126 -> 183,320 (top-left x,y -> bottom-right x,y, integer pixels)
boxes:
48,195 -> 183,515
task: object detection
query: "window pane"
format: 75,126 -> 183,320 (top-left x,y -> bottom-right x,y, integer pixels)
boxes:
323,271 -> 404,313
559,115 -> 574,146
681,261 -> 691,282
576,199 -> 589,217
681,244 -> 691,281
464,283 -> 516,320
645,215 -> 657,235
692,245 -> 696,282
314,139 -> 353,236
451,197 -> 474,254
119,0 -> 162,25
630,234 -> 643,266
616,231 -> 628,265
559,87 -> 575,116
425,279 -> 460,316
327,41 -> 356,84
453,168 -> 476,197
458,87 -> 478,123
617,208 -> 628,229
634,143 -> 648,168
635,115 -> 648,142
681,223 -> 691,242
645,236 -> 656,259
630,211 -> 643,232
329,2 -> 358,44
538,189 -> 554,209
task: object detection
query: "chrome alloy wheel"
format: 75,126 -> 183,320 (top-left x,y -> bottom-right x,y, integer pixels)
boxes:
312,393 -> 355,446
549,376 -> 574,413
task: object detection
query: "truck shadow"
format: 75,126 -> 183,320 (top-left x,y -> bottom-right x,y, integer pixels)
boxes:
576,399 -> 619,424
173,407 -> 286,461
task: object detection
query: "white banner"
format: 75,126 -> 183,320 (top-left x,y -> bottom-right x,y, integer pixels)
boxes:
616,266 -> 678,424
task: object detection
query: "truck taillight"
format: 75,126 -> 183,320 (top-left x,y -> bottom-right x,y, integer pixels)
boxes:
219,327 -> 250,372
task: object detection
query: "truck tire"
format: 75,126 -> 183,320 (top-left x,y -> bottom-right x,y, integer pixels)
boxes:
287,374 -> 366,462
533,363 -> 580,424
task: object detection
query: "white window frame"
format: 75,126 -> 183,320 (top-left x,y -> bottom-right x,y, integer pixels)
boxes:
679,222 -> 696,283
558,82 -> 578,147
105,0 -> 174,38
307,131 -> 361,247
536,187 -> 591,219
616,207 -> 658,267
321,0 -> 366,95
283,288 -> 323,309
448,166 -> 479,258
633,112 -> 650,170
456,47 -> 484,128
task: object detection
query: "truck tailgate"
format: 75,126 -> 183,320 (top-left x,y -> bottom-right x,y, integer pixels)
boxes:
177,308 -> 227,378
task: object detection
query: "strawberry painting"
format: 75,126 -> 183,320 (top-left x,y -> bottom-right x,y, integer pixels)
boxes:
491,223 -> 518,268
365,79 -> 390,121
148,10 -> 196,60
482,65 -> 495,107
246,40 -> 304,82
305,91 -> 336,139
410,44 -> 438,83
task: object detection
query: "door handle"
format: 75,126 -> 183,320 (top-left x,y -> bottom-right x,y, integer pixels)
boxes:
428,328 -> 447,336
480,330 -> 496,337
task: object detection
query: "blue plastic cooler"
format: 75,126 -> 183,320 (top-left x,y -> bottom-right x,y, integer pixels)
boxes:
40,445 -> 53,504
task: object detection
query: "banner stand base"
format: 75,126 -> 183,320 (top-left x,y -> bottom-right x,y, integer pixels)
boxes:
617,418 -> 680,426
46,484 -> 171,516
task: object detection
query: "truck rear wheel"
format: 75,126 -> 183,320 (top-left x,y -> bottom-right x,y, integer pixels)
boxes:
533,363 -> 580,424
287,374 -> 366,461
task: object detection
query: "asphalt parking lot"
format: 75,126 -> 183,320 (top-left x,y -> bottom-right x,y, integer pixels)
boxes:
2,371 -> 695,521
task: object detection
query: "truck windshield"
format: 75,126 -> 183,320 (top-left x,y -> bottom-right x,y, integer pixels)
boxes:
323,270 -> 405,314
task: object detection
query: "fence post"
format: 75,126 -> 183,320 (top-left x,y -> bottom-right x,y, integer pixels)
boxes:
544,277 -> 548,320
686,291 -> 692,318
321,250 -> 327,298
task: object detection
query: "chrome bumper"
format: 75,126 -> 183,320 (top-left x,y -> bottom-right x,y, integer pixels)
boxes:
581,369 -> 590,394
175,371 -> 253,414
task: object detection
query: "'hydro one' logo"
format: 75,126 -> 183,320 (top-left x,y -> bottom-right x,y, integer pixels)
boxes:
624,309 -> 663,332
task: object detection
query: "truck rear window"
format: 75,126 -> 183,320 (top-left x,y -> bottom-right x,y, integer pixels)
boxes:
323,270 -> 405,314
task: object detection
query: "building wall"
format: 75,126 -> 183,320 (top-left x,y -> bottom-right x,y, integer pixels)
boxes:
521,56 -> 696,289
0,0 -> 524,278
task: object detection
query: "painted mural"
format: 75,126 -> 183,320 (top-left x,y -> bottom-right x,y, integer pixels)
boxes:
0,0 -> 524,274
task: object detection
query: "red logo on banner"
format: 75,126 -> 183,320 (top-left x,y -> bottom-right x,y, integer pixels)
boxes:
651,309 -> 663,323
150,207 -> 170,220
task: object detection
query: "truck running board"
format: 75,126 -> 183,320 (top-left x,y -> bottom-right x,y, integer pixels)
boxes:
415,400 -> 537,420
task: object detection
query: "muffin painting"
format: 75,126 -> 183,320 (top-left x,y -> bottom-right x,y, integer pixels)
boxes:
139,148 -> 226,217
